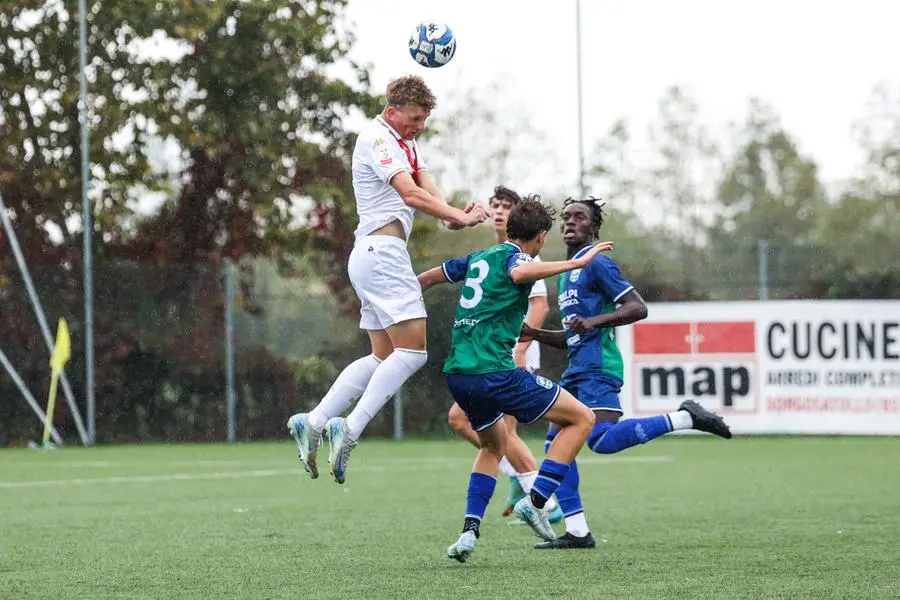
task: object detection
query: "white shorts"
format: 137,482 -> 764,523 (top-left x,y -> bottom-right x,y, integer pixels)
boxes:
348,235 -> 426,330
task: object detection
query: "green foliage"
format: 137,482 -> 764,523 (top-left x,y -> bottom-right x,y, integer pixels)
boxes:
0,0 -> 382,444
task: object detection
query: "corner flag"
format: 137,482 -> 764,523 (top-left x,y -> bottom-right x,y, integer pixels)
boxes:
42,318 -> 71,448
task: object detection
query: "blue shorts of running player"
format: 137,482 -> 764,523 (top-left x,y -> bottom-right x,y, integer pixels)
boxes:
559,370 -> 624,413
446,368 -> 561,432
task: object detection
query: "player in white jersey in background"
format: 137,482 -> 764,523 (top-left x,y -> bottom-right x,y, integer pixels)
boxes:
288,75 -> 489,484
447,186 -> 563,523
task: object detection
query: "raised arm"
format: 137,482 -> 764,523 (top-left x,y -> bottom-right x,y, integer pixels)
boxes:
415,171 -> 473,231
508,241 -> 614,285
392,172 -> 487,228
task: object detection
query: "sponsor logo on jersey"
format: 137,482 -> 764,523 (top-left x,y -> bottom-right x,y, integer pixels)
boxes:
558,288 -> 579,310
453,317 -> 481,328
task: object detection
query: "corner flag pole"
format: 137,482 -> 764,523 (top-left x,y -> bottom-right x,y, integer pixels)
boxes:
42,318 -> 72,448
0,346 -> 64,446
0,192 -> 89,444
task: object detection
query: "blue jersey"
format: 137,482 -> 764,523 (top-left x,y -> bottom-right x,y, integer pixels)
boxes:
557,246 -> 633,380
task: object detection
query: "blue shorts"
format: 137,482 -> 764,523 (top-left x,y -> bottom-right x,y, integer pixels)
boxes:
446,369 -> 561,431
559,370 -> 624,413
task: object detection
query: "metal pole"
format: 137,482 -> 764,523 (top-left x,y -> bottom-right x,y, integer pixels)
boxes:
79,0 -> 95,445
758,239 -> 769,300
0,194 -> 89,445
576,0 -> 586,198
0,346 -> 64,446
224,260 -> 236,442
393,385 -> 404,441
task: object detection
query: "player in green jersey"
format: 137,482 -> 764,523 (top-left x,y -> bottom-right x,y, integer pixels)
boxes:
445,186 -> 562,523
417,196 -> 613,563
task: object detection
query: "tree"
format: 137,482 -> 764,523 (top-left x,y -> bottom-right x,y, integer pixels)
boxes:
646,86 -> 720,243
0,0 -> 381,443
809,84 -> 900,299
423,82 -> 560,204
708,98 -> 828,299
587,118 -> 639,214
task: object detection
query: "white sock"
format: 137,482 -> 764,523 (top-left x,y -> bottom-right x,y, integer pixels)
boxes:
344,348 -> 428,439
565,512 -> 590,537
308,354 -> 381,432
516,471 -> 537,493
667,410 -> 694,431
498,456 -> 518,478
517,475 -> 559,512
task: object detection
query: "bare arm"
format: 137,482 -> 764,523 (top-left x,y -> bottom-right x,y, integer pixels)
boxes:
417,266 -> 449,292
391,172 -> 486,228
414,171 -> 445,202
520,323 -> 567,349
509,242 -> 614,285
514,295 -> 549,366
565,290 -> 649,334
417,171 -> 479,231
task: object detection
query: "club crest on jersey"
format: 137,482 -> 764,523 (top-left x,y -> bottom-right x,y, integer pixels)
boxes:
379,148 -> 393,165
569,269 -> 582,282
535,375 -> 553,390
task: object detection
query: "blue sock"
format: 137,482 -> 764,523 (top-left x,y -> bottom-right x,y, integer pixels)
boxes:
464,472 -> 497,531
545,427 -> 584,516
555,458 -> 584,517
588,416 -> 673,454
531,459 -> 569,508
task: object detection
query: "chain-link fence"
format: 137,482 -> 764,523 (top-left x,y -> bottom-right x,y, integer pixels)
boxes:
2,232 -> 898,446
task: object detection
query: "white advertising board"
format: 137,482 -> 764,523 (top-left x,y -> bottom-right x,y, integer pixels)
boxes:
617,301 -> 900,435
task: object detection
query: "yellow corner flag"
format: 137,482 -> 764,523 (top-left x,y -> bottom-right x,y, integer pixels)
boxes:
42,318 -> 71,448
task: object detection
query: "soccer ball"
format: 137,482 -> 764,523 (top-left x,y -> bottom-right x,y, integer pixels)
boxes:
408,22 -> 456,68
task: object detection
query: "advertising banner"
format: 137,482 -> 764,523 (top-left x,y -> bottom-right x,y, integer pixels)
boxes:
617,301 -> 900,434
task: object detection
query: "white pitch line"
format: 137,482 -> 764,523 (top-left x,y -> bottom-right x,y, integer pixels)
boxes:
0,455 -> 673,489
0,469 -> 296,489
577,455 -> 674,465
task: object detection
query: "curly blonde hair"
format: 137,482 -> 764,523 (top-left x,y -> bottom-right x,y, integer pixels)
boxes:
386,75 -> 437,111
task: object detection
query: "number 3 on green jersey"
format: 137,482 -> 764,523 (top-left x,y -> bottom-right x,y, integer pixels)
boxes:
441,242 -> 536,375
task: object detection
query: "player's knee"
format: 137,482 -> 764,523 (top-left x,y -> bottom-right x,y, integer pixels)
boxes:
577,405 -> 596,436
478,438 -> 504,460
392,347 -> 428,371
447,404 -> 468,433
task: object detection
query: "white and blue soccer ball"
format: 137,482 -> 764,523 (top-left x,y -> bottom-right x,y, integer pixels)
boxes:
408,22 -> 456,68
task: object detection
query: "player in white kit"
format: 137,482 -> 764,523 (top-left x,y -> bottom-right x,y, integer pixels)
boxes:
287,76 -> 488,484
446,186 -> 563,523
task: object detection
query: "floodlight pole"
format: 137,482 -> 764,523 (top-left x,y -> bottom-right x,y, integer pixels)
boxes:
576,0 -> 587,198
79,0 -> 95,445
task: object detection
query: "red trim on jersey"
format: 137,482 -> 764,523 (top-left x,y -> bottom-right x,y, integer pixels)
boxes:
377,116 -> 420,173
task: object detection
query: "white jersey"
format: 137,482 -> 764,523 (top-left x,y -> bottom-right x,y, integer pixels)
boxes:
524,255 -> 548,371
351,115 -> 428,241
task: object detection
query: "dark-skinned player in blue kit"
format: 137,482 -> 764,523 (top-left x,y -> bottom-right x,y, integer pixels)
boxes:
521,197 -> 733,550
418,196 -> 613,563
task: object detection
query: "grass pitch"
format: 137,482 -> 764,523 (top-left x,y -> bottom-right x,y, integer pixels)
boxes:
2,436 -> 899,599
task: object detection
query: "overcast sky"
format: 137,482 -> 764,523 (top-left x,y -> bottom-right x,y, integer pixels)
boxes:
344,0 -> 900,193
